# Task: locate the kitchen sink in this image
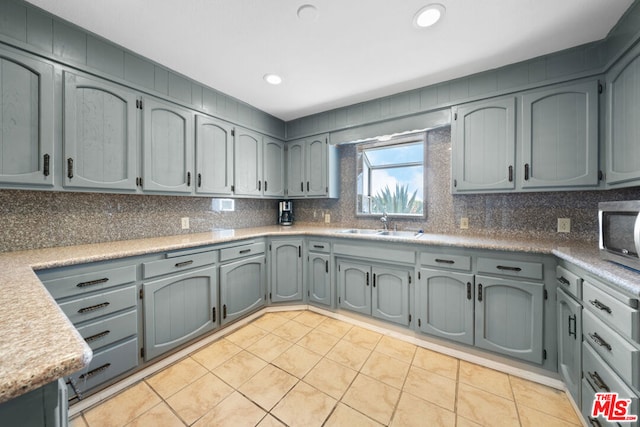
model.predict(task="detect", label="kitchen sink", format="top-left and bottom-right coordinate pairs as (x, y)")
top-left (335, 229), bottom-right (423, 238)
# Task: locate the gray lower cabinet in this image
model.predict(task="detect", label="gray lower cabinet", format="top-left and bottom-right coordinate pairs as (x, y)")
top-left (337, 259), bottom-right (411, 327)
top-left (606, 40), bottom-right (640, 188)
top-left (475, 274), bottom-right (544, 364)
top-left (142, 97), bottom-right (194, 193)
top-left (63, 71), bottom-right (138, 191)
top-left (557, 287), bottom-right (582, 405)
top-left (220, 246), bottom-right (266, 325)
top-left (0, 379), bottom-right (68, 427)
top-left (142, 265), bottom-right (217, 361)
top-left (0, 49), bottom-right (54, 187)
top-left (234, 127), bottom-right (263, 196)
top-left (416, 268), bottom-right (474, 345)
top-left (269, 239), bottom-right (303, 303)
top-left (307, 240), bottom-right (331, 307)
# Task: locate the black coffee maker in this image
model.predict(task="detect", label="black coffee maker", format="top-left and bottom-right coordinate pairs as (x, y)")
top-left (278, 201), bottom-right (293, 226)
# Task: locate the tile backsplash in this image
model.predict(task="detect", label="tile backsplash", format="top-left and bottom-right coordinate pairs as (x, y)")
top-left (294, 126), bottom-right (640, 242)
top-left (3, 126), bottom-right (640, 252)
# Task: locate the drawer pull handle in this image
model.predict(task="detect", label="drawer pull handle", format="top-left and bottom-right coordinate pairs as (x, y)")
top-left (43, 154), bottom-right (50, 177)
top-left (588, 332), bottom-right (612, 351)
top-left (85, 330), bottom-right (111, 343)
top-left (373, 273), bottom-right (376, 288)
top-left (466, 282), bottom-right (472, 300)
top-left (568, 314), bottom-right (577, 339)
top-left (239, 249), bottom-right (251, 254)
top-left (313, 245), bottom-right (325, 249)
top-left (589, 299), bottom-right (612, 314)
top-left (77, 278), bottom-right (109, 288)
top-left (477, 283), bottom-right (483, 302)
top-left (67, 158), bottom-right (74, 179)
top-left (588, 371), bottom-right (610, 392)
top-left (78, 302), bottom-right (110, 314)
top-left (366, 272), bottom-right (370, 287)
top-left (435, 258), bottom-right (455, 264)
top-left (175, 260), bottom-right (194, 268)
top-left (79, 363), bottom-right (111, 380)
top-left (557, 276), bottom-right (570, 286)
top-left (508, 165), bottom-right (513, 182)
top-left (223, 304), bottom-right (227, 319)
top-left (496, 265), bottom-right (522, 272)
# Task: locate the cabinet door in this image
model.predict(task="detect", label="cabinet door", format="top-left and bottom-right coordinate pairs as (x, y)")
top-left (308, 253), bottom-right (331, 306)
top-left (0, 51), bottom-right (54, 187)
top-left (270, 240), bottom-right (303, 302)
top-left (234, 127), bottom-right (263, 196)
top-left (452, 97), bottom-right (516, 192)
top-left (195, 115), bottom-right (233, 195)
top-left (220, 254), bottom-right (266, 325)
top-left (263, 137), bottom-right (285, 197)
top-left (63, 72), bottom-right (138, 190)
top-left (475, 275), bottom-right (544, 364)
top-left (521, 80), bottom-right (599, 189)
top-left (143, 266), bottom-right (217, 360)
top-left (306, 136), bottom-right (328, 196)
top-left (371, 266), bottom-right (410, 326)
top-left (606, 49), bottom-right (640, 186)
top-left (557, 288), bottom-right (582, 405)
top-left (337, 260), bottom-right (370, 315)
top-left (416, 268), bottom-right (474, 345)
top-left (286, 140), bottom-right (305, 197)
top-left (142, 97), bottom-right (194, 193)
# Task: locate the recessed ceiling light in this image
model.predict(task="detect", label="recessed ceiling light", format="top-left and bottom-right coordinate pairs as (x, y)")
top-left (414, 4), bottom-right (445, 28)
top-left (297, 4), bottom-right (318, 22)
top-left (263, 73), bottom-right (283, 85)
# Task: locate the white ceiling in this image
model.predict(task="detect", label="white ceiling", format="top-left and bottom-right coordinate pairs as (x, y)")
top-left (25, 0), bottom-right (634, 121)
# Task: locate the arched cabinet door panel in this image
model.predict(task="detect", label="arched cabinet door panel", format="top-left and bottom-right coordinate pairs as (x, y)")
top-left (195, 115), bottom-right (234, 195)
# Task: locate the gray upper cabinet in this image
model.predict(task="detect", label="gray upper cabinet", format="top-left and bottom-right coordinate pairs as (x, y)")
top-left (451, 97), bottom-right (516, 193)
top-left (195, 115), bottom-right (234, 195)
top-left (63, 71), bottom-right (138, 190)
top-left (142, 97), bottom-right (194, 193)
top-left (286, 134), bottom-right (338, 198)
top-left (520, 80), bottom-right (599, 189)
top-left (606, 43), bottom-right (640, 187)
top-left (234, 127), bottom-right (263, 196)
top-left (263, 137), bottom-right (285, 197)
top-left (0, 50), bottom-right (54, 187)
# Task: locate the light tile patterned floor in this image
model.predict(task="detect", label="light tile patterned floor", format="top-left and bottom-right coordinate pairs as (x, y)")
top-left (70, 310), bottom-right (582, 427)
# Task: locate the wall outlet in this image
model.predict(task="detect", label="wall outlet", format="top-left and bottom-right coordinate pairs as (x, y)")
top-left (324, 213), bottom-right (331, 223)
top-left (557, 218), bottom-right (570, 233)
top-left (460, 217), bottom-right (469, 229)
top-left (181, 217), bottom-right (190, 230)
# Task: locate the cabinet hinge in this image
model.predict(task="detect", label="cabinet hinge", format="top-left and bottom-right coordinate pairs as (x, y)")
top-left (269, 244), bottom-right (272, 251)
top-left (409, 275), bottom-right (412, 284)
top-left (269, 292), bottom-right (272, 300)
top-left (338, 296), bottom-right (341, 304)
top-left (543, 349), bottom-right (547, 360)
top-left (308, 290), bottom-right (310, 297)
top-left (418, 318), bottom-right (421, 327)
top-left (598, 170), bottom-right (604, 181)
top-left (140, 347), bottom-right (144, 358)
top-left (139, 289), bottom-right (143, 299)
top-left (544, 289), bottom-right (548, 300)
top-left (231, 185), bottom-right (235, 192)
top-left (326, 186), bottom-right (328, 193)
top-left (231, 129), bottom-right (235, 137)
top-left (418, 271), bottom-right (421, 280)
top-left (454, 112), bottom-right (458, 120)
top-left (212, 307), bottom-right (216, 322)
top-left (453, 179), bottom-right (457, 188)
top-left (409, 314), bottom-right (412, 323)
top-left (598, 81), bottom-right (604, 94)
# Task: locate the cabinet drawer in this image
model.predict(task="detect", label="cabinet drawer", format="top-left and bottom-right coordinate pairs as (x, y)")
top-left (556, 265), bottom-right (582, 299)
top-left (420, 252), bottom-right (471, 271)
top-left (582, 343), bottom-right (639, 426)
top-left (43, 265), bottom-right (137, 300)
top-left (584, 279), bottom-right (640, 344)
top-left (59, 285), bottom-right (137, 324)
top-left (67, 336), bottom-right (138, 397)
top-left (308, 240), bottom-right (330, 253)
top-left (583, 309), bottom-right (639, 389)
top-left (477, 257), bottom-right (543, 280)
top-left (76, 309), bottom-right (138, 351)
top-left (220, 242), bottom-right (265, 262)
top-left (142, 251), bottom-right (216, 279)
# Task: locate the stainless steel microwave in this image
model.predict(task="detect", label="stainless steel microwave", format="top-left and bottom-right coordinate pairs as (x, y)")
top-left (599, 200), bottom-right (640, 271)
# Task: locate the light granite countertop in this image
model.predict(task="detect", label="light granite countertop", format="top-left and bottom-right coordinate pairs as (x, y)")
top-left (1, 224), bottom-right (638, 403)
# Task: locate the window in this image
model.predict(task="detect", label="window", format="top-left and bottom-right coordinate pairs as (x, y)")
top-left (356, 132), bottom-right (425, 217)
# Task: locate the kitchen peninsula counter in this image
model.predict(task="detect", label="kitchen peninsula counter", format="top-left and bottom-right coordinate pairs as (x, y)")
top-left (1, 224), bottom-right (638, 403)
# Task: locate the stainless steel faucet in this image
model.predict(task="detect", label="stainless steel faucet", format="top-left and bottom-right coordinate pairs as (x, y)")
top-left (380, 212), bottom-right (388, 230)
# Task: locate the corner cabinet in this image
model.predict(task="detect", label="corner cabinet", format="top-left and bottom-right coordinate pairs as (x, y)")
top-left (195, 115), bottom-right (234, 195)
top-left (142, 97), bottom-right (194, 194)
top-left (0, 49), bottom-right (54, 187)
top-left (451, 79), bottom-right (600, 193)
top-left (63, 71), bottom-right (138, 191)
top-left (286, 134), bottom-right (339, 198)
top-left (606, 41), bottom-right (640, 188)
top-left (0, 379), bottom-right (68, 427)
top-left (269, 239), bottom-right (303, 303)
